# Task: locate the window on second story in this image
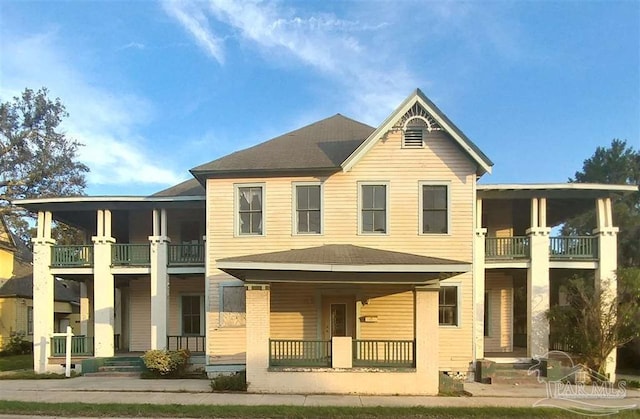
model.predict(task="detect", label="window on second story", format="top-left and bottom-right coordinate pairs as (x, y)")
top-left (295, 184), bottom-right (321, 234)
top-left (422, 184), bottom-right (449, 234)
top-left (361, 184), bottom-right (387, 234)
top-left (238, 186), bottom-right (263, 235)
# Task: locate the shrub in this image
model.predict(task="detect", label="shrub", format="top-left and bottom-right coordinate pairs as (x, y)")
top-left (1, 332), bottom-right (32, 356)
top-left (210, 371), bottom-right (247, 392)
top-left (141, 349), bottom-right (189, 376)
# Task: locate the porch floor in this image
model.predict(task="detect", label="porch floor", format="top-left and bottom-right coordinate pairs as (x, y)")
top-left (484, 347), bottom-right (529, 363)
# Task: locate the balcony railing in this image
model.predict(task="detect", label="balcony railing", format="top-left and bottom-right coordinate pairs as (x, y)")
top-left (51, 245), bottom-right (93, 267)
top-left (352, 339), bottom-right (415, 368)
top-left (51, 336), bottom-right (94, 357)
top-left (166, 335), bottom-right (205, 353)
top-left (485, 237), bottom-right (530, 259)
top-left (168, 243), bottom-right (205, 266)
top-left (111, 243), bottom-right (151, 266)
top-left (549, 236), bottom-right (598, 259)
top-left (269, 339), bottom-right (331, 367)
top-left (549, 333), bottom-right (581, 354)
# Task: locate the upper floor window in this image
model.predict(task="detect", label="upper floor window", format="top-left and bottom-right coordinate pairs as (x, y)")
top-left (422, 184), bottom-right (449, 234)
top-left (439, 286), bottom-right (458, 326)
top-left (360, 183), bottom-right (387, 234)
top-left (295, 184), bottom-right (321, 234)
top-left (237, 185), bottom-right (263, 235)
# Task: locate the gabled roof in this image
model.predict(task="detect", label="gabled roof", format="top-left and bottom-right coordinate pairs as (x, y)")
top-left (341, 89), bottom-right (493, 175)
top-left (190, 114), bottom-right (375, 181)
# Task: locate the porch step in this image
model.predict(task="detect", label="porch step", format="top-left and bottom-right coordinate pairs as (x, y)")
top-left (81, 356), bottom-right (145, 376)
top-left (492, 362), bottom-right (539, 385)
top-left (83, 371), bottom-right (141, 377)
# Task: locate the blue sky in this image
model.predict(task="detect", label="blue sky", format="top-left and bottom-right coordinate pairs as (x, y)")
top-left (1, 1), bottom-right (638, 196)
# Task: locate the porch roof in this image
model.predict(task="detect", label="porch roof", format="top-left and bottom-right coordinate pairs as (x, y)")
top-left (217, 244), bottom-right (470, 284)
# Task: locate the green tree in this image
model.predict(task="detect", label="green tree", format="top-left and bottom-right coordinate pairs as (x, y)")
top-left (562, 139), bottom-right (640, 267)
top-left (0, 88), bottom-right (89, 245)
top-left (547, 268), bottom-right (640, 377)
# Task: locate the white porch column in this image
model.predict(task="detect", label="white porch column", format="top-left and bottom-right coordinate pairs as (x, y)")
top-left (473, 197), bottom-right (487, 363)
top-left (526, 197), bottom-right (551, 358)
top-left (79, 282), bottom-right (89, 336)
top-left (149, 209), bottom-right (170, 350)
top-left (594, 197), bottom-right (618, 381)
top-left (245, 284), bottom-right (270, 391)
top-left (92, 209), bottom-right (115, 358)
top-left (415, 285), bottom-right (439, 394)
top-left (32, 211), bottom-right (55, 373)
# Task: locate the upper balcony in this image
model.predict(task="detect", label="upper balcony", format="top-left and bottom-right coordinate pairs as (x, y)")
top-left (50, 242), bottom-right (205, 270)
top-left (484, 236), bottom-right (598, 262)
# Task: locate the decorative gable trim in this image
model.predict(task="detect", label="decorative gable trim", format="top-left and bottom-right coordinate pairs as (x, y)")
top-left (341, 89), bottom-right (493, 175)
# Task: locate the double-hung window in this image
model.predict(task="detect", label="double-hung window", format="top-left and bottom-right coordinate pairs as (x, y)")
top-left (237, 185), bottom-right (263, 235)
top-left (439, 286), bottom-right (458, 326)
top-left (181, 295), bottom-right (202, 335)
top-left (295, 184), bottom-right (321, 234)
top-left (422, 184), bottom-right (449, 234)
top-left (360, 183), bottom-right (387, 234)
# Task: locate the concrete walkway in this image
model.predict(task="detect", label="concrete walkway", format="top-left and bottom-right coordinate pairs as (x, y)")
top-left (0, 376), bottom-right (637, 409)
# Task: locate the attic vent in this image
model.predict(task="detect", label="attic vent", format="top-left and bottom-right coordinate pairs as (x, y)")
top-left (402, 118), bottom-right (426, 148)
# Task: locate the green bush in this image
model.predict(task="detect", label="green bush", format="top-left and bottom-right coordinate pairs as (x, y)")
top-left (141, 349), bottom-right (189, 377)
top-left (210, 371), bottom-right (247, 392)
top-left (0, 333), bottom-right (32, 356)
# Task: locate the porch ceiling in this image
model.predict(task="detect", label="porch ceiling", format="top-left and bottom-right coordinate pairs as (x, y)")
top-left (217, 244), bottom-right (470, 284)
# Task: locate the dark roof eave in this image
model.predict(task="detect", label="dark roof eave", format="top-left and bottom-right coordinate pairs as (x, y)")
top-left (190, 166), bottom-right (341, 181)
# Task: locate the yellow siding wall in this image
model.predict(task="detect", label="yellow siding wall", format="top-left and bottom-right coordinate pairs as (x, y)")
top-left (0, 250), bottom-right (13, 279)
top-left (128, 211), bottom-right (153, 243)
top-left (128, 278), bottom-right (151, 351)
top-left (205, 129), bottom-right (477, 371)
top-left (0, 297), bottom-right (19, 347)
top-left (168, 277), bottom-right (205, 335)
top-left (485, 272), bottom-right (513, 352)
top-left (485, 201), bottom-right (513, 237)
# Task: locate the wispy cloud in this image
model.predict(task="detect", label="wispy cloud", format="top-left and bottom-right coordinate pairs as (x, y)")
top-left (162, 0), bottom-right (225, 63)
top-left (118, 41), bottom-right (146, 51)
top-left (162, 0), bottom-right (422, 124)
top-left (0, 31), bottom-right (183, 190)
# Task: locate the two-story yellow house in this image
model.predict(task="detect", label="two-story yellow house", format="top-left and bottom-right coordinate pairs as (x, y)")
top-left (15, 89), bottom-right (636, 394)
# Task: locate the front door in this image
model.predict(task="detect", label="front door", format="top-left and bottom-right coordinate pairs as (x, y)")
top-left (322, 296), bottom-right (355, 340)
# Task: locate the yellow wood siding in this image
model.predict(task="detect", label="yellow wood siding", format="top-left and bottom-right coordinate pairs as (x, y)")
top-left (128, 278), bottom-right (151, 351)
top-left (485, 201), bottom-right (513, 238)
top-left (484, 272), bottom-right (513, 352)
top-left (205, 129), bottom-right (476, 369)
top-left (128, 211), bottom-right (152, 243)
top-left (168, 276), bottom-right (205, 335)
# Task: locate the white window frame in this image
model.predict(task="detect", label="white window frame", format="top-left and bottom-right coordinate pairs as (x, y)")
top-left (234, 183), bottom-right (266, 237)
top-left (438, 283), bottom-right (461, 328)
top-left (419, 181), bottom-right (451, 235)
top-left (292, 182), bottom-right (324, 235)
top-left (358, 181), bottom-right (390, 235)
top-left (179, 294), bottom-right (205, 336)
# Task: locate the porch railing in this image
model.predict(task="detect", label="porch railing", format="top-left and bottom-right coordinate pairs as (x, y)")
top-left (168, 243), bottom-right (205, 266)
top-left (51, 245), bottom-right (93, 267)
top-left (166, 335), bottom-right (205, 353)
top-left (51, 336), bottom-right (94, 356)
top-left (549, 236), bottom-right (598, 259)
top-left (111, 244), bottom-right (151, 266)
top-left (269, 339), bottom-right (331, 367)
top-left (549, 334), bottom-right (580, 354)
top-left (485, 237), bottom-right (530, 259)
top-left (352, 339), bottom-right (415, 368)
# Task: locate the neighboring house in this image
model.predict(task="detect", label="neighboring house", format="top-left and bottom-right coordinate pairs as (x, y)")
top-left (0, 216), bottom-right (80, 349)
top-left (14, 89), bottom-right (636, 394)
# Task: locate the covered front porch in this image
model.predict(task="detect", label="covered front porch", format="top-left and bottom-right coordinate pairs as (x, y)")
top-left (218, 244), bottom-right (470, 395)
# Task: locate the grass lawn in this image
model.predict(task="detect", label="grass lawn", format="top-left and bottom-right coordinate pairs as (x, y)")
top-left (0, 401), bottom-right (638, 418)
top-left (0, 354), bottom-right (32, 371)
